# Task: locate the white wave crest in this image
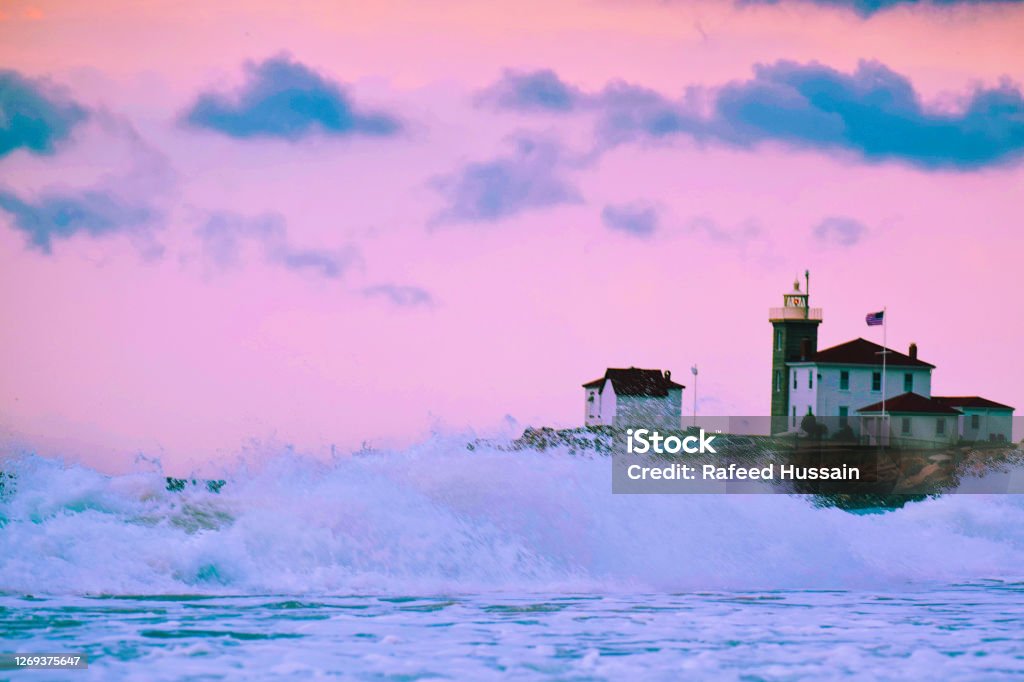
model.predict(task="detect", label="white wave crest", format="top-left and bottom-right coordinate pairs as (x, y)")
top-left (2, 440), bottom-right (1024, 595)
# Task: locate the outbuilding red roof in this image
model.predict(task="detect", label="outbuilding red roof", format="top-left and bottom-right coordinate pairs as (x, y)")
top-left (858, 392), bottom-right (961, 415)
top-left (933, 396), bottom-right (1014, 411)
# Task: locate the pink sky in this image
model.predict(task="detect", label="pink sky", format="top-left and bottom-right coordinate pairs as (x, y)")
top-left (1, 0), bottom-right (1022, 473)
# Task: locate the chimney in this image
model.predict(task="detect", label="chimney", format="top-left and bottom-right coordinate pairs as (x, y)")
top-left (664, 370), bottom-right (671, 381)
top-left (909, 343), bottom-right (918, 360)
top-left (800, 337), bottom-right (810, 361)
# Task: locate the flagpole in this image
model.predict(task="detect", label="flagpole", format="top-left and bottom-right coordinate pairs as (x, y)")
top-left (691, 365), bottom-right (698, 429)
top-left (882, 306), bottom-right (888, 443)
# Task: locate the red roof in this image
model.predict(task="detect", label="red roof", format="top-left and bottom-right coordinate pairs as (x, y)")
top-left (933, 396), bottom-right (1014, 411)
top-left (858, 392), bottom-right (961, 415)
top-left (581, 367), bottom-right (684, 396)
top-left (799, 338), bottom-right (935, 368)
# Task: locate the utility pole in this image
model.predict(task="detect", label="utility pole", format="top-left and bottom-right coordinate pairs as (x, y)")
top-left (691, 364), bottom-right (698, 428)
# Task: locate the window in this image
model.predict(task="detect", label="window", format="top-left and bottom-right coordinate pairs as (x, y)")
top-left (793, 371), bottom-right (798, 389)
top-left (904, 373), bottom-right (913, 393)
top-left (839, 371), bottom-right (849, 391)
top-left (971, 414), bottom-right (980, 429)
top-left (775, 370), bottom-right (781, 393)
top-left (901, 417), bottom-right (911, 435)
top-left (808, 370), bottom-right (813, 389)
top-left (839, 406), bottom-right (849, 428)
top-left (936, 418), bottom-right (945, 435)
top-left (775, 329), bottom-right (783, 351)
top-left (792, 406), bottom-right (796, 427)
top-left (872, 372), bottom-right (882, 392)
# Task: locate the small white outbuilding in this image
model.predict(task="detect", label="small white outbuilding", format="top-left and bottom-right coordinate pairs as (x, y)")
top-left (583, 367), bottom-right (684, 429)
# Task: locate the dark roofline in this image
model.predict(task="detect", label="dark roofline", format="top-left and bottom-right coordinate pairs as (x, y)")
top-left (582, 367), bottom-right (685, 395)
top-left (809, 338), bottom-right (936, 368)
top-left (857, 392), bottom-right (961, 415)
top-left (933, 396), bottom-right (1015, 411)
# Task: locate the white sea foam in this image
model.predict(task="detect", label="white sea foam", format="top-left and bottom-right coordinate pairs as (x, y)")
top-left (2, 439), bottom-right (1024, 595)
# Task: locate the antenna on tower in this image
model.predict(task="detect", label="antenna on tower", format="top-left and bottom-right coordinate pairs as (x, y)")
top-left (805, 270), bottom-right (810, 307)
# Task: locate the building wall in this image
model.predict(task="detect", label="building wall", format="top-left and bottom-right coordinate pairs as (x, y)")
top-left (786, 364), bottom-right (817, 429)
top-left (860, 413), bottom-right (957, 449)
top-left (585, 381), bottom-right (683, 429)
top-left (819, 365), bottom-right (932, 416)
top-left (770, 319), bottom-right (821, 423)
top-left (956, 408), bottom-right (1013, 443)
top-left (889, 414), bottom-right (958, 449)
top-left (787, 363), bottom-right (933, 431)
top-left (668, 387), bottom-right (683, 428)
top-left (612, 389), bottom-right (682, 429)
top-left (600, 380), bottom-right (617, 424)
top-left (584, 387), bottom-right (601, 426)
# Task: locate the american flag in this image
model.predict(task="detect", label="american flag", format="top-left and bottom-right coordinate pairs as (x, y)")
top-left (865, 310), bottom-right (884, 326)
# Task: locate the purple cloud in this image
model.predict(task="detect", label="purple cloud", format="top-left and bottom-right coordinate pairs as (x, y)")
top-left (484, 61), bottom-right (1024, 170)
top-left (813, 216), bottom-right (867, 246)
top-left (0, 187), bottom-right (152, 253)
top-left (0, 70), bottom-right (87, 158)
top-left (431, 134), bottom-right (582, 224)
top-left (184, 55), bottom-right (400, 141)
top-left (362, 284), bottom-right (435, 307)
top-left (601, 203), bottom-right (658, 237)
top-left (196, 212), bottom-right (359, 278)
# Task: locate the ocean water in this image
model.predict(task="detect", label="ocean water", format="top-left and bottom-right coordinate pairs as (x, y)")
top-left (3, 440), bottom-right (1024, 680)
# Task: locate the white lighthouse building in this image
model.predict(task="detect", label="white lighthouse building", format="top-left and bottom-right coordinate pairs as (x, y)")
top-left (786, 338), bottom-right (935, 431)
top-left (769, 276), bottom-right (1014, 445)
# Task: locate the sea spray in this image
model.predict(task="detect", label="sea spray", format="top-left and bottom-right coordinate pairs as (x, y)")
top-left (2, 439), bottom-right (1024, 596)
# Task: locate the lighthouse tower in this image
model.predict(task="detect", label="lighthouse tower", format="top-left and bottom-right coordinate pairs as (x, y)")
top-left (769, 271), bottom-right (822, 432)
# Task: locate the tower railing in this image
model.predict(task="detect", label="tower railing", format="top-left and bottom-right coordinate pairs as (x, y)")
top-left (769, 307), bottom-right (822, 321)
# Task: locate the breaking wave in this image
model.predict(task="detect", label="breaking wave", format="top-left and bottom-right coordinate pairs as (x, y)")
top-left (3, 438), bottom-right (1024, 595)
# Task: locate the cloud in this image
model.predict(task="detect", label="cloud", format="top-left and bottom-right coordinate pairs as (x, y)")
top-left (601, 203), bottom-right (658, 237)
top-left (489, 61), bottom-right (1024, 170)
top-left (0, 70), bottom-right (87, 158)
top-left (599, 60), bottom-right (1024, 168)
top-left (742, 0), bottom-right (1024, 16)
top-left (431, 134), bottom-right (582, 224)
top-left (195, 212), bottom-right (359, 279)
top-left (361, 284), bottom-right (435, 307)
top-left (685, 216), bottom-right (764, 245)
top-left (0, 187), bottom-right (152, 253)
top-left (813, 216), bottom-right (867, 246)
top-left (677, 216), bottom-right (775, 261)
top-left (594, 83), bottom-right (703, 144)
top-left (479, 69), bottom-right (584, 112)
top-left (481, 71), bottom-right (705, 144)
top-left (703, 60), bottom-right (1024, 168)
top-left (183, 55), bottom-right (400, 140)
top-left (274, 247), bottom-right (351, 278)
